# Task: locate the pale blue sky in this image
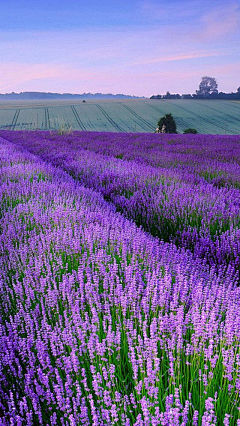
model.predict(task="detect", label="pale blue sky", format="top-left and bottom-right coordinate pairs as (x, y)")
top-left (0, 0), bottom-right (239, 96)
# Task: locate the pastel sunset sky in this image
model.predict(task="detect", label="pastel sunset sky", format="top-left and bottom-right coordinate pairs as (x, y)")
top-left (0, 0), bottom-right (239, 96)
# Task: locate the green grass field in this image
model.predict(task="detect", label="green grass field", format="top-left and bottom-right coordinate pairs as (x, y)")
top-left (0, 99), bottom-right (239, 134)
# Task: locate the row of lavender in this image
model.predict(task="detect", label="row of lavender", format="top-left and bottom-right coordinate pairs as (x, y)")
top-left (50, 132), bottom-right (240, 186)
top-left (1, 136), bottom-right (240, 424)
top-left (8, 132), bottom-right (240, 186)
top-left (2, 131), bottom-right (240, 277)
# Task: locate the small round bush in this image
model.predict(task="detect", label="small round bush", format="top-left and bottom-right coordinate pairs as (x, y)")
top-left (183, 128), bottom-right (198, 134)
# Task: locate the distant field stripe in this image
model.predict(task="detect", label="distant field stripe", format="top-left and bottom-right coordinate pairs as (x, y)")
top-left (44, 108), bottom-right (50, 129)
top-left (220, 100), bottom-right (240, 116)
top-left (166, 100), bottom-right (233, 134)
top-left (193, 102), bottom-right (240, 134)
top-left (175, 116), bottom-right (192, 130)
top-left (114, 103), bottom-right (137, 131)
top-left (11, 109), bottom-right (20, 130)
top-left (44, 108), bottom-right (47, 129)
top-left (146, 102), bottom-right (192, 131)
top-left (11, 109), bottom-right (17, 130)
top-left (120, 120), bottom-right (138, 132)
top-left (146, 102), bottom-right (187, 129)
top-left (71, 106), bottom-right (86, 130)
top-left (121, 104), bottom-right (155, 131)
top-left (146, 102), bottom-right (167, 117)
top-left (47, 108), bottom-right (50, 129)
top-left (95, 104), bottom-right (124, 132)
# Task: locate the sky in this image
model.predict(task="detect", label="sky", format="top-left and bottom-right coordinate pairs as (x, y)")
top-left (0, 0), bottom-right (239, 97)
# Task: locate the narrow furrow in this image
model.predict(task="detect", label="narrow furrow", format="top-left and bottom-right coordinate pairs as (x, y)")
top-left (11, 109), bottom-right (20, 130)
top-left (71, 105), bottom-right (87, 130)
top-left (121, 104), bottom-right (156, 131)
top-left (96, 104), bottom-right (124, 132)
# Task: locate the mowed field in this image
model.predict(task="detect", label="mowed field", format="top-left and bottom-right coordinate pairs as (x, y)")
top-left (0, 98), bottom-right (240, 134)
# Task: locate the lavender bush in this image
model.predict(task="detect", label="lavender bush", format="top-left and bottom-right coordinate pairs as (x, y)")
top-left (2, 131), bottom-right (240, 276)
top-left (0, 133), bottom-right (240, 425)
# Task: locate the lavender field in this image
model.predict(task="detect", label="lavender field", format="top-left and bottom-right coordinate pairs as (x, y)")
top-left (1, 130), bottom-right (240, 425)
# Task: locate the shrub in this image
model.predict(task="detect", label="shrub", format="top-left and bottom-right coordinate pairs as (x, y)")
top-left (183, 128), bottom-right (198, 134)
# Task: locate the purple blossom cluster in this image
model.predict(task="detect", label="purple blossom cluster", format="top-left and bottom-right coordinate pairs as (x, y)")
top-left (2, 130), bottom-right (240, 277)
top-left (0, 132), bottom-right (240, 425)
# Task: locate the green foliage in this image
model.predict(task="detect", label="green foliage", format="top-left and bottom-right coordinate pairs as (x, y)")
top-left (157, 113), bottom-right (177, 134)
top-left (183, 128), bottom-right (198, 134)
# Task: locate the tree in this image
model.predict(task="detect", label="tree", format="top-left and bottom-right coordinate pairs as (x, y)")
top-left (183, 128), bottom-right (198, 134)
top-left (157, 113), bottom-right (177, 134)
top-left (197, 76), bottom-right (218, 97)
top-left (237, 87), bottom-right (240, 93)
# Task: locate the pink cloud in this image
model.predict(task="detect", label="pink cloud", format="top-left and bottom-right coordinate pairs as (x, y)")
top-left (130, 50), bottom-right (228, 66)
top-left (0, 63), bottom-right (103, 92)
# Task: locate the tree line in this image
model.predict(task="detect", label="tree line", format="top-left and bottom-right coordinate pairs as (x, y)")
top-left (151, 77), bottom-right (240, 100)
